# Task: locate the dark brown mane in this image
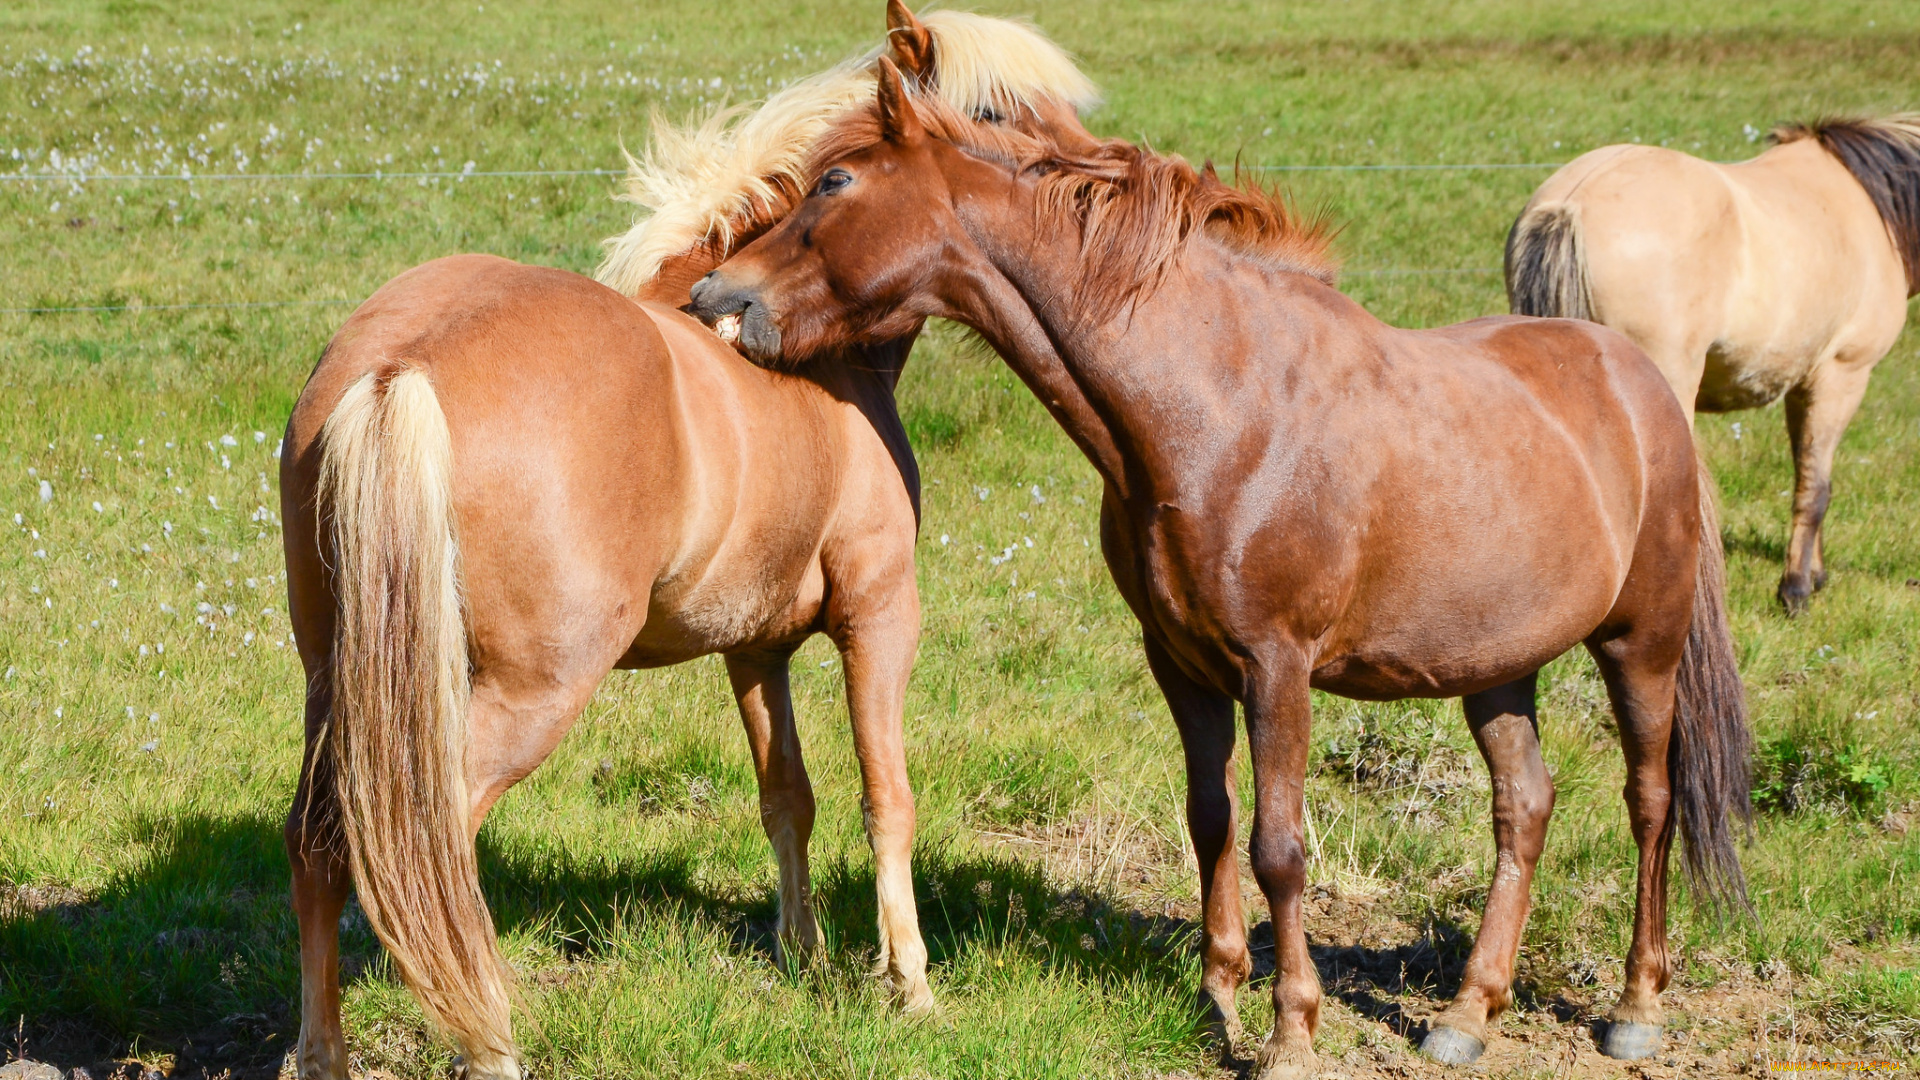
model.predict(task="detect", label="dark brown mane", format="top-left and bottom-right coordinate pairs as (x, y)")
top-left (1775, 114), bottom-right (1920, 295)
top-left (806, 94), bottom-right (1340, 322)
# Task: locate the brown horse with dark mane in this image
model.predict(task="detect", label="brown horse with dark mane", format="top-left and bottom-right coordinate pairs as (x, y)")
top-left (690, 63), bottom-right (1754, 1076)
top-left (278, 11), bottom-right (1099, 1078)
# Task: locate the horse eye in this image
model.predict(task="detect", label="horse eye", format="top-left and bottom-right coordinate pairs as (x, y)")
top-left (816, 169), bottom-right (852, 195)
top-left (974, 107), bottom-right (1005, 124)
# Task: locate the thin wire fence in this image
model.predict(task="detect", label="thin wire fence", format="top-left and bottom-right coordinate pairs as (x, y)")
top-left (0, 161), bottom-right (1563, 184)
top-left (4, 158), bottom-right (1519, 315)
top-left (1, 168), bottom-right (627, 183)
top-left (3, 270), bottom-right (1504, 316)
top-left (1, 300), bottom-right (360, 315)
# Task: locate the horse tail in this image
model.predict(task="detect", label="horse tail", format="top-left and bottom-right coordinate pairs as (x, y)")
top-left (319, 368), bottom-right (516, 1064)
top-left (1505, 201), bottom-right (1594, 320)
top-left (1669, 447), bottom-right (1754, 914)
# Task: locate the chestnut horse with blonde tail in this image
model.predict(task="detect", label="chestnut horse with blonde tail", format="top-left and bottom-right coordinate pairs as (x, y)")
top-left (690, 63), bottom-right (1753, 1077)
top-left (279, 8), bottom-right (1099, 1078)
top-left (1509, 115), bottom-right (1920, 613)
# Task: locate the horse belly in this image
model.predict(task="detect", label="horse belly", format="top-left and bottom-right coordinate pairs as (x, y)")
top-left (1696, 339), bottom-right (1804, 412)
top-left (1306, 478), bottom-right (1629, 700)
top-left (1312, 571), bottom-right (1616, 700)
top-left (620, 555), bottom-right (827, 667)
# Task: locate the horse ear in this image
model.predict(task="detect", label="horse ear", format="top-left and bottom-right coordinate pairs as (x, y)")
top-left (875, 58), bottom-right (926, 146)
top-left (885, 0), bottom-right (935, 81)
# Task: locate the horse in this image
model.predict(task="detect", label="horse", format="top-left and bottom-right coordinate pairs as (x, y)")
top-left (687, 62), bottom-right (1754, 1077)
top-left (278, 10), bottom-right (1100, 1078)
top-left (1507, 116), bottom-right (1920, 613)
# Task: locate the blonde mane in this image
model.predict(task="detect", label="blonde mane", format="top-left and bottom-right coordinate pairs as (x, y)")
top-left (595, 10), bottom-right (1100, 296)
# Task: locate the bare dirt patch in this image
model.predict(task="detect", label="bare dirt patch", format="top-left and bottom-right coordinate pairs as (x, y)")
top-left (981, 815), bottom-right (1914, 1080)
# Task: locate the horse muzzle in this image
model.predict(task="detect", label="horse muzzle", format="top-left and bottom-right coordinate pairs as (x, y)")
top-left (686, 272), bottom-right (784, 365)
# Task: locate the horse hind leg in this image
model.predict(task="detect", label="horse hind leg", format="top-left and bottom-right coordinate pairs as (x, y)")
top-left (724, 648), bottom-right (820, 967)
top-left (1421, 673), bottom-right (1553, 1066)
top-left (1778, 359), bottom-right (1873, 614)
top-left (1585, 634), bottom-right (1682, 1060)
top-left (451, 660), bottom-right (624, 1078)
top-left (287, 689), bottom-right (352, 1080)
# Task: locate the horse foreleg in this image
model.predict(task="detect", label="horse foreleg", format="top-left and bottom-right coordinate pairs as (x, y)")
top-left (1422, 673), bottom-right (1553, 1066)
top-left (286, 694), bottom-right (352, 1080)
top-left (1243, 652), bottom-right (1320, 1080)
top-left (1143, 634), bottom-right (1248, 1047)
top-left (833, 599), bottom-right (932, 1013)
top-left (1779, 360), bottom-right (1872, 614)
top-left (725, 648), bottom-right (820, 968)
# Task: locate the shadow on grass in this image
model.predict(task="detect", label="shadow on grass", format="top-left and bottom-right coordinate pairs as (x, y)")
top-left (1723, 525), bottom-right (1786, 567)
top-left (0, 812), bottom-right (1527, 1078)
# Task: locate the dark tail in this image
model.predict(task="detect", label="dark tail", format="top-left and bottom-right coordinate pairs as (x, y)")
top-left (1670, 450), bottom-right (1754, 914)
top-left (1505, 202), bottom-right (1594, 320)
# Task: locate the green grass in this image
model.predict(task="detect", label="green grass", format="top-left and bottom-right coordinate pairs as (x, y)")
top-left (1, 0), bottom-right (1917, 1075)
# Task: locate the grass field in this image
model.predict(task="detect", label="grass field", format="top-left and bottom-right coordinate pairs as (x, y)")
top-left (2, 0), bottom-right (1917, 1076)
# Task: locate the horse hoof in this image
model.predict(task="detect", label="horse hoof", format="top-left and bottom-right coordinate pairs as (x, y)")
top-left (1253, 1042), bottom-right (1317, 1080)
top-left (1419, 1024), bottom-right (1486, 1066)
top-left (896, 980), bottom-right (938, 1017)
top-left (1602, 1020), bottom-right (1663, 1060)
top-left (774, 929), bottom-right (819, 972)
top-left (1196, 988), bottom-right (1245, 1047)
top-left (1777, 579), bottom-right (1813, 616)
top-left (451, 1058), bottom-right (525, 1080)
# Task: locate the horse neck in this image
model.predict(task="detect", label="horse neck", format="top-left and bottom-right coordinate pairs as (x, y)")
top-left (809, 336), bottom-right (923, 522)
top-left (956, 194), bottom-right (1255, 501)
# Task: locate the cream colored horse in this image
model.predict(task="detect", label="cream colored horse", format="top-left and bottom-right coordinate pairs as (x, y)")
top-left (281, 8), bottom-right (1098, 1079)
top-left (1507, 116), bottom-right (1919, 612)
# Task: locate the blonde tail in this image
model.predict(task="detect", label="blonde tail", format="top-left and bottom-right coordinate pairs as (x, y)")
top-left (320, 368), bottom-right (517, 1069)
